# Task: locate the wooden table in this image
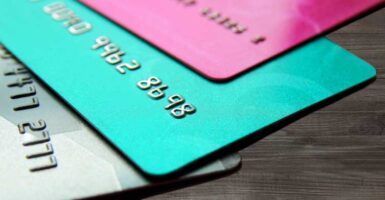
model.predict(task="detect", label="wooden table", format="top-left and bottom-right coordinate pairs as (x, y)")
top-left (151, 8), bottom-right (385, 200)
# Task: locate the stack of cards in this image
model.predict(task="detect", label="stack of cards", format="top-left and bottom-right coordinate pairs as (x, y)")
top-left (0, 48), bottom-right (241, 199)
top-left (0, 0), bottom-right (383, 199)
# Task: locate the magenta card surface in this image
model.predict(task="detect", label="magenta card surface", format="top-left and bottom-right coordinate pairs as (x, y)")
top-left (80, 0), bottom-right (384, 80)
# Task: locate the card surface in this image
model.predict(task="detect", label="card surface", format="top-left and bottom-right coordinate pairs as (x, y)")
top-left (0, 0), bottom-right (376, 175)
top-left (0, 51), bottom-right (241, 199)
top-left (81, 0), bottom-right (384, 80)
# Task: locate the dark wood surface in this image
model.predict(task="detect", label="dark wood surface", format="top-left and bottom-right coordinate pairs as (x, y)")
top-left (150, 8), bottom-right (385, 200)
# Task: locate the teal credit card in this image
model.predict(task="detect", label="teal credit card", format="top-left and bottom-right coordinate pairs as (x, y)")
top-left (0, 0), bottom-right (376, 175)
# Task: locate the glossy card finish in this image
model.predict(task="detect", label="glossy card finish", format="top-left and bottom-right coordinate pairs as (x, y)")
top-left (0, 0), bottom-right (376, 175)
top-left (81, 0), bottom-right (384, 80)
top-left (0, 50), bottom-right (241, 200)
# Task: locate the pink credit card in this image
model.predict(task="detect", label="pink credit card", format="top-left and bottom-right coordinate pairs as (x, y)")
top-left (80, 0), bottom-right (384, 81)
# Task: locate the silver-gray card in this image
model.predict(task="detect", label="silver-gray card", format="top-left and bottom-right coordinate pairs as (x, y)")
top-left (0, 47), bottom-right (241, 200)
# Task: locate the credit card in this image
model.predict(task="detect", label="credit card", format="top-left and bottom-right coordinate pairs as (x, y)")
top-left (0, 49), bottom-right (241, 200)
top-left (80, 0), bottom-right (384, 80)
top-left (0, 0), bottom-right (376, 175)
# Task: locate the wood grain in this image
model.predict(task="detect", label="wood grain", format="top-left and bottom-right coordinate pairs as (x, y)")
top-left (150, 9), bottom-right (385, 200)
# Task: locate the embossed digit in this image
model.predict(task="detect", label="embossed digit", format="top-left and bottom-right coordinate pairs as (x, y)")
top-left (116, 60), bottom-right (141, 74)
top-left (165, 94), bottom-right (185, 109)
top-left (92, 36), bottom-right (110, 50)
top-left (171, 103), bottom-right (196, 119)
top-left (7, 77), bottom-right (33, 87)
top-left (22, 131), bottom-right (51, 146)
top-left (148, 85), bottom-right (168, 99)
top-left (105, 51), bottom-right (125, 64)
top-left (137, 76), bottom-right (162, 90)
top-left (100, 43), bottom-right (120, 57)
top-left (18, 120), bottom-right (46, 134)
top-left (29, 155), bottom-right (57, 172)
top-left (69, 21), bottom-right (92, 35)
top-left (43, 2), bottom-right (66, 14)
top-left (13, 97), bottom-right (40, 111)
top-left (3, 66), bottom-right (29, 76)
top-left (10, 86), bottom-right (37, 99)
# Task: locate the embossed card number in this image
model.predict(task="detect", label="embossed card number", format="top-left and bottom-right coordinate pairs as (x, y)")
top-left (92, 36), bottom-right (196, 119)
top-left (1, 47), bottom-right (57, 172)
top-left (39, 1), bottom-right (200, 120)
top-left (44, 2), bottom-right (92, 35)
top-left (137, 76), bottom-right (196, 119)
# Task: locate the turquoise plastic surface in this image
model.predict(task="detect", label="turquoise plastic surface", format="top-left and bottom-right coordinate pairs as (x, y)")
top-left (0, 0), bottom-right (376, 175)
